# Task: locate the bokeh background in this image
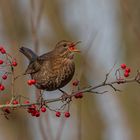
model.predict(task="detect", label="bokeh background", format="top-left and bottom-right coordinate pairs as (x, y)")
top-left (0, 0), bottom-right (140, 140)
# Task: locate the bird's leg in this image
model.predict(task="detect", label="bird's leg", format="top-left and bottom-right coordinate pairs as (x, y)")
top-left (59, 89), bottom-right (71, 101)
top-left (37, 89), bottom-right (43, 103)
top-left (58, 89), bottom-right (68, 95)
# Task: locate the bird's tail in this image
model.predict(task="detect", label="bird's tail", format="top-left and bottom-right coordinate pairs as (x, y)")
top-left (19, 47), bottom-right (38, 61)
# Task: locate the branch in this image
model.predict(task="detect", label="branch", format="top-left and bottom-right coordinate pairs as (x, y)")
top-left (0, 71), bottom-right (139, 111)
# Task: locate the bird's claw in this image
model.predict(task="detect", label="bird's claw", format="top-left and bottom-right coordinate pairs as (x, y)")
top-left (61, 93), bottom-right (72, 102)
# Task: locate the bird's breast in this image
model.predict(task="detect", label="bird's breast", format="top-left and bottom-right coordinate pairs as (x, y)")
top-left (32, 58), bottom-right (75, 91)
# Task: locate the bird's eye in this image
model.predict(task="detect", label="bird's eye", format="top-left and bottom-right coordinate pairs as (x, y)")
top-left (63, 43), bottom-right (67, 47)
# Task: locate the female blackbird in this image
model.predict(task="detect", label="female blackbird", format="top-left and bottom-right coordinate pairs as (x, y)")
top-left (20, 40), bottom-right (80, 91)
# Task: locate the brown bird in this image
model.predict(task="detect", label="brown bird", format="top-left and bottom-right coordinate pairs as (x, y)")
top-left (19, 40), bottom-right (80, 91)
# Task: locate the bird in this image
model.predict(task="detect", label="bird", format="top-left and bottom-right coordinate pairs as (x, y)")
top-left (19, 40), bottom-right (80, 91)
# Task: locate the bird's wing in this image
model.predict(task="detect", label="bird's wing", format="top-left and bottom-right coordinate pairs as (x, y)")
top-left (25, 51), bottom-right (54, 74)
top-left (25, 60), bottom-right (41, 74)
top-left (37, 51), bottom-right (54, 62)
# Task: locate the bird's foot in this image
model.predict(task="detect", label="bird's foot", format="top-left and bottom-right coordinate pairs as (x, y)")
top-left (61, 94), bottom-right (72, 101)
top-left (59, 89), bottom-right (72, 101)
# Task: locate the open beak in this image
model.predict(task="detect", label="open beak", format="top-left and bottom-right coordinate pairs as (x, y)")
top-left (68, 41), bottom-right (81, 52)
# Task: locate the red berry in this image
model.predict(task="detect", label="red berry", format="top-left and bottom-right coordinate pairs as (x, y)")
top-left (30, 104), bottom-right (36, 109)
top-left (24, 100), bottom-right (30, 104)
top-left (28, 105), bottom-right (36, 114)
top-left (79, 93), bottom-right (83, 98)
top-left (2, 75), bottom-right (7, 80)
top-left (74, 92), bottom-right (83, 99)
top-left (0, 85), bottom-right (5, 91)
top-left (12, 61), bottom-right (17, 66)
top-left (72, 80), bottom-right (79, 86)
top-left (56, 111), bottom-right (61, 117)
top-left (121, 64), bottom-right (126, 69)
top-left (3, 108), bottom-right (10, 114)
top-left (13, 100), bottom-right (18, 105)
top-left (31, 79), bottom-right (36, 84)
top-left (41, 107), bottom-right (46, 112)
top-left (27, 80), bottom-right (32, 85)
top-left (125, 68), bottom-right (131, 73)
top-left (75, 93), bottom-right (79, 98)
top-left (124, 72), bottom-right (129, 77)
top-left (27, 108), bottom-right (32, 113)
top-left (27, 79), bottom-right (36, 85)
top-left (64, 112), bottom-right (70, 118)
top-left (0, 60), bottom-right (3, 64)
top-left (35, 111), bottom-right (40, 117)
top-left (31, 110), bottom-right (37, 116)
top-left (0, 48), bottom-right (6, 54)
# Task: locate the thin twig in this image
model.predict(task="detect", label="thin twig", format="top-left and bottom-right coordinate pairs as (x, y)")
top-left (103, 62), bottom-right (116, 84)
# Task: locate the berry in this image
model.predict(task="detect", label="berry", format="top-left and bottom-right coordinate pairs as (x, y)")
top-left (27, 108), bottom-right (32, 113)
top-left (13, 100), bottom-right (19, 105)
top-left (41, 107), bottom-right (46, 112)
top-left (2, 75), bottom-right (7, 80)
top-left (30, 104), bottom-right (36, 109)
top-left (78, 93), bottom-right (83, 98)
top-left (74, 92), bottom-right (83, 99)
top-left (31, 110), bottom-right (37, 116)
top-left (56, 111), bottom-right (61, 117)
top-left (27, 79), bottom-right (36, 85)
top-left (24, 100), bottom-right (30, 104)
top-left (0, 48), bottom-right (6, 54)
top-left (121, 64), bottom-right (126, 69)
top-left (27, 80), bottom-right (32, 85)
top-left (0, 85), bottom-right (5, 91)
top-left (72, 80), bottom-right (79, 86)
top-left (35, 111), bottom-right (40, 117)
top-left (12, 61), bottom-right (17, 66)
top-left (31, 79), bottom-right (36, 84)
top-left (3, 108), bottom-right (10, 114)
top-left (124, 72), bottom-right (129, 77)
top-left (125, 68), bottom-right (131, 73)
top-left (0, 60), bottom-right (3, 64)
top-left (28, 105), bottom-right (36, 114)
top-left (64, 112), bottom-right (70, 118)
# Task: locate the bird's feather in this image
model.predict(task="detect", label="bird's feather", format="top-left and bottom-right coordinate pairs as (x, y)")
top-left (19, 47), bottom-right (38, 61)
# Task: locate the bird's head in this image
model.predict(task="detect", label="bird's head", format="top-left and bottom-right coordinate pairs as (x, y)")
top-left (54, 40), bottom-right (81, 58)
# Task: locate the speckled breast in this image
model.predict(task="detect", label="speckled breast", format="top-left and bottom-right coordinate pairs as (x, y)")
top-left (31, 59), bottom-right (75, 91)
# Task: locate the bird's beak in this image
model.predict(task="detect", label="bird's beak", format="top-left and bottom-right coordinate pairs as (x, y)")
top-left (68, 41), bottom-right (81, 53)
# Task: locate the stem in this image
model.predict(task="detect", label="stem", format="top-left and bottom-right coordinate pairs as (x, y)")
top-left (10, 66), bottom-right (15, 103)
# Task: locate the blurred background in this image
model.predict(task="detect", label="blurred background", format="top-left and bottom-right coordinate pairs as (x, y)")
top-left (0, 0), bottom-right (140, 140)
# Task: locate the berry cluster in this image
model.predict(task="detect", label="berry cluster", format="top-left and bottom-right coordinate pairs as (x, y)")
top-left (120, 63), bottom-right (131, 78)
top-left (3, 100), bottom-right (19, 114)
top-left (27, 104), bottom-right (47, 117)
top-left (55, 111), bottom-right (70, 118)
top-left (27, 79), bottom-right (36, 86)
top-left (72, 80), bottom-right (84, 99)
top-left (0, 46), bottom-right (18, 92)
